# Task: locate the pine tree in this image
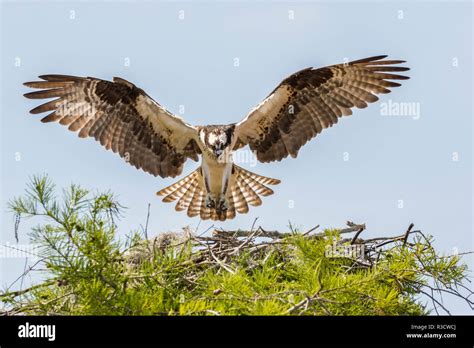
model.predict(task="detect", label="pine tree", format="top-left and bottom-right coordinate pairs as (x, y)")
top-left (1, 175), bottom-right (472, 315)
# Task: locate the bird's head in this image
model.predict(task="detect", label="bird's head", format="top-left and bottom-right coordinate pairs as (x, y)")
top-left (200, 125), bottom-right (235, 161)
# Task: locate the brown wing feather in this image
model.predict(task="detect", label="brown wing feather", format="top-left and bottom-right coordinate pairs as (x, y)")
top-left (234, 55), bottom-right (410, 163)
top-left (24, 75), bottom-right (200, 178)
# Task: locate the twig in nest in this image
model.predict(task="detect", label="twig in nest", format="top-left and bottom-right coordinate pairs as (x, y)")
top-left (350, 224), bottom-right (366, 245)
top-left (192, 235), bottom-right (236, 274)
top-left (302, 225), bottom-right (320, 236)
top-left (213, 229), bottom-right (291, 239)
top-left (403, 223), bottom-right (415, 246)
top-left (340, 221), bottom-right (366, 234)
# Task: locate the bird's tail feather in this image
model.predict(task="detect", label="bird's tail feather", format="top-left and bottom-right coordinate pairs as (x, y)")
top-left (156, 165), bottom-right (280, 221)
top-left (156, 168), bottom-right (201, 203)
top-left (229, 165), bottom-right (280, 218)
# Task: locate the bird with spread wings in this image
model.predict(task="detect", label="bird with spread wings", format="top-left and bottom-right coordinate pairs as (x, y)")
top-left (24, 55), bottom-right (409, 221)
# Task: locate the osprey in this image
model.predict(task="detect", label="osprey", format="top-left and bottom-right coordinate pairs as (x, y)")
top-left (24, 55), bottom-right (409, 221)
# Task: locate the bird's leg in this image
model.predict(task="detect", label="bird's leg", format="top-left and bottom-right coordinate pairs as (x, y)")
top-left (205, 195), bottom-right (215, 209)
top-left (217, 197), bottom-right (228, 212)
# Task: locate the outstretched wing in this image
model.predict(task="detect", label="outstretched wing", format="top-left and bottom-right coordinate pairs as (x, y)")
top-left (24, 75), bottom-right (201, 178)
top-left (233, 55), bottom-right (410, 162)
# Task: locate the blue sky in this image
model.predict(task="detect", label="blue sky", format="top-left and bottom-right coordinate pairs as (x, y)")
top-left (1, 0), bottom-right (472, 314)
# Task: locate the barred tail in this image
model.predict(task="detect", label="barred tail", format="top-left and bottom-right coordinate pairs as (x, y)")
top-left (156, 168), bottom-right (204, 215)
top-left (156, 165), bottom-right (280, 221)
top-left (229, 165), bottom-right (280, 218)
